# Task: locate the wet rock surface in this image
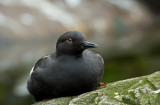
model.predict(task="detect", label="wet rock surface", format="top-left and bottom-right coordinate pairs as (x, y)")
top-left (34, 71), bottom-right (160, 105)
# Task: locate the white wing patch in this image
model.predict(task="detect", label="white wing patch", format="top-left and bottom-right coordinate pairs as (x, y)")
top-left (29, 55), bottom-right (50, 76)
top-left (30, 66), bottom-right (35, 75)
top-left (42, 55), bottom-right (50, 59)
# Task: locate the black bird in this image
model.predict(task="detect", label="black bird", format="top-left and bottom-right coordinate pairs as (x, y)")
top-left (27, 31), bottom-right (104, 101)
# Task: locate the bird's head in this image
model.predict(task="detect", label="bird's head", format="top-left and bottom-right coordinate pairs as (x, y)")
top-left (56, 31), bottom-right (98, 56)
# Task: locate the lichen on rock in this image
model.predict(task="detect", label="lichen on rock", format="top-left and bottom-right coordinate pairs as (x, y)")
top-left (33, 71), bottom-right (160, 105)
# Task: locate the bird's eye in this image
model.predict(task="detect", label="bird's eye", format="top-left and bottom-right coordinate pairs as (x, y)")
top-left (66, 38), bottom-right (72, 43)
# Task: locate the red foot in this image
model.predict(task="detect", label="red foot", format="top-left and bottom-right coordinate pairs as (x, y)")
top-left (100, 82), bottom-right (106, 86)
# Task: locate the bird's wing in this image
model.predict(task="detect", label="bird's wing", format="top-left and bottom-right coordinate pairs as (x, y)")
top-left (29, 55), bottom-right (51, 76)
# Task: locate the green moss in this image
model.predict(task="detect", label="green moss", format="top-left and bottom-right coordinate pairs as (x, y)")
top-left (71, 92), bottom-right (98, 104)
top-left (33, 71), bottom-right (160, 105)
top-left (146, 79), bottom-right (157, 90)
top-left (34, 97), bottom-right (73, 105)
top-left (122, 96), bottom-right (140, 105)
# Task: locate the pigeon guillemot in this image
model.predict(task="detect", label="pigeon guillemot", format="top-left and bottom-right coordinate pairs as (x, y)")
top-left (27, 31), bottom-right (104, 101)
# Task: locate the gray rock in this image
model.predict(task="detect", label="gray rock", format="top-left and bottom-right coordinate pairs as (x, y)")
top-left (33, 71), bottom-right (160, 105)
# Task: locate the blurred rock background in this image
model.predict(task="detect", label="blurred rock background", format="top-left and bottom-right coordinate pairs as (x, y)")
top-left (0, 0), bottom-right (159, 105)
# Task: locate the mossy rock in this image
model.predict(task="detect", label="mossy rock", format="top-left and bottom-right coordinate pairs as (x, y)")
top-left (33, 71), bottom-right (160, 105)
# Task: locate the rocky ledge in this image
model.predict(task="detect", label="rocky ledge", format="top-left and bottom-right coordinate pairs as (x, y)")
top-left (33, 71), bottom-right (160, 105)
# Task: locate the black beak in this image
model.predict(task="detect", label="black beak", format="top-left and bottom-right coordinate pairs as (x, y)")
top-left (83, 41), bottom-right (98, 49)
